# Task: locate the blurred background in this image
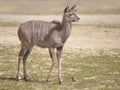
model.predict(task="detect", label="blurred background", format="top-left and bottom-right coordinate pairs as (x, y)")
top-left (0, 0), bottom-right (120, 50)
top-left (0, 0), bottom-right (120, 15)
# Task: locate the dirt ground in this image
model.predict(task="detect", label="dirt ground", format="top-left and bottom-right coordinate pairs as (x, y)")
top-left (0, 25), bottom-right (120, 50)
top-left (0, 14), bottom-right (120, 56)
top-left (1, 14), bottom-right (120, 25)
top-left (0, 14), bottom-right (120, 46)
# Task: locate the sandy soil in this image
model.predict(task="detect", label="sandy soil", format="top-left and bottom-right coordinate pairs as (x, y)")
top-left (0, 14), bottom-right (120, 25)
top-left (0, 14), bottom-right (120, 55)
top-left (0, 14), bottom-right (120, 50)
top-left (0, 25), bottom-right (120, 50)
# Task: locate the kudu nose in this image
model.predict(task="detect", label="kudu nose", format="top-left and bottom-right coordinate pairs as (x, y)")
top-left (76, 17), bottom-right (80, 22)
top-left (78, 17), bottom-right (80, 20)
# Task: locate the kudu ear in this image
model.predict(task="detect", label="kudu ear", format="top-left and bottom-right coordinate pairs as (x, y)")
top-left (70, 5), bottom-right (78, 12)
top-left (64, 6), bottom-right (70, 13)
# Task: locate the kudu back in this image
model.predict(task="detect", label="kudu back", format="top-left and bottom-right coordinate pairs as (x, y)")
top-left (17, 5), bottom-right (80, 84)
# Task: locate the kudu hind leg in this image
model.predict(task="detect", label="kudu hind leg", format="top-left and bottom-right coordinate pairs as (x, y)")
top-left (17, 47), bottom-right (27, 81)
top-left (23, 48), bottom-right (32, 81)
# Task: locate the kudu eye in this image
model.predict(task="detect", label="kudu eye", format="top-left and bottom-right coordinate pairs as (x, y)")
top-left (69, 14), bottom-right (73, 16)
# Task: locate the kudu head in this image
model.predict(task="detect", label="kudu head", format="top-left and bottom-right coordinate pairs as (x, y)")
top-left (63, 5), bottom-right (80, 22)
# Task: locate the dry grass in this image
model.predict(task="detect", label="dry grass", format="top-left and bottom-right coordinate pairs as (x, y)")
top-left (0, 44), bottom-right (120, 90)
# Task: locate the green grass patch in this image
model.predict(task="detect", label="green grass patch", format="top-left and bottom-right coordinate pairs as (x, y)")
top-left (0, 44), bottom-right (120, 90)
top-left (0, 22), bottom-right (21, 27)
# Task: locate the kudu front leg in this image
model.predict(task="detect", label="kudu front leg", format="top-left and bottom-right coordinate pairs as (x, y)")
top-left (57, 46), bottom-right (63, 84)
top-left (47, 48), bottom-right (56, 82)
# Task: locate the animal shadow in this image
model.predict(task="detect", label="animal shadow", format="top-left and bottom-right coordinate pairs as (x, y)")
top-left (0, 76), bottom-right (16, 81)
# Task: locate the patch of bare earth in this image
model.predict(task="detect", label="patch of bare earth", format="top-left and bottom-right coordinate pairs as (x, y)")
top-left (0, 26), bottom-right (120, 52)
top-left (0, 15), bottom-right (120, 56)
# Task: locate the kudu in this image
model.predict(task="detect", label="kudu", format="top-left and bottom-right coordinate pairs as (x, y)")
top-left (17, 5), bottom-right (80, 84)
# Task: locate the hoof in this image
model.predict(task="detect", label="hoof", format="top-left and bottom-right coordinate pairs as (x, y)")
top-left (46, 79), bottom-right (50, 83)
top-left (72, 76), bottom-right (76, 82)
top-left (58, 80), bottom-right (63, 84)
top-left (16, 76), bottom-right (21, 81)
top-left (24, 77), bottom-right (29, 81)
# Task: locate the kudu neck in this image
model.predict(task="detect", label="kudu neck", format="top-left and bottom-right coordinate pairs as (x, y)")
top-left (60, 15), bottom-right (72, 43)
top-left (61, 15), bottom-right (72, 28)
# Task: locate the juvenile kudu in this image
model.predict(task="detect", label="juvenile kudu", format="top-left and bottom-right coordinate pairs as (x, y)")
top-left (17, 5), bottom-right (80, 84)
